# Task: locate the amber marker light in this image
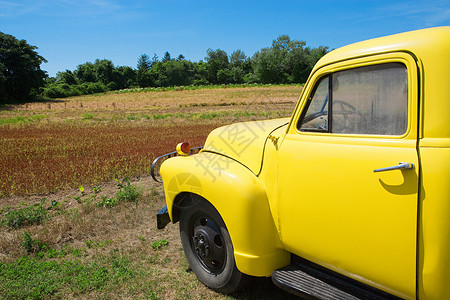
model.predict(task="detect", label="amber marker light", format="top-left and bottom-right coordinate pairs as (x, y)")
top-left (176, 142), bottom-right (191, 156)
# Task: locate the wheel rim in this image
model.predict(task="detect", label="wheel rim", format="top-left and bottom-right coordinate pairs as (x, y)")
top-left (190, 215), bottom-right (226, 274)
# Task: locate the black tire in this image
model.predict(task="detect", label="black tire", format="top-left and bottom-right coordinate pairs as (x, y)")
top-left (179, 198), bottom-right (248, 294)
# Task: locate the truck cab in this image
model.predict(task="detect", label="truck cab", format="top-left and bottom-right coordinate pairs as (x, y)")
top-left (156, 27), bottom-right (450, 299)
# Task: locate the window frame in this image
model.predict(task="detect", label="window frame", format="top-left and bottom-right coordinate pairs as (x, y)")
top-left (290, 53), bottom-right (419, 140)
top-left (297, 75), bottom-right (331, 133)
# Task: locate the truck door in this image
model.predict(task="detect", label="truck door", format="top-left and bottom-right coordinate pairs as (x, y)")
top-left (277, 54), bottom-right (419, 299)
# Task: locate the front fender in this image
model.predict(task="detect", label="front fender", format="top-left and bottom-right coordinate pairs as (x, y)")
top-left (160, 152), bottom-right (290, 276)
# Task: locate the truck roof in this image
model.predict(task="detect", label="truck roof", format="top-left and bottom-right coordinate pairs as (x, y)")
top-left (314, 26), bottom-right (450, 70)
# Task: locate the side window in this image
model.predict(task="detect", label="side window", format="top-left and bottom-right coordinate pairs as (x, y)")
top-left (298, 76), bottom-right (329, 132)
top-left (298, 63), bottom-right (408, 135)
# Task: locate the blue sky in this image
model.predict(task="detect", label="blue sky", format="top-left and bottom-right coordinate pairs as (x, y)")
top-left (1, 0), bottom-right (450, 77)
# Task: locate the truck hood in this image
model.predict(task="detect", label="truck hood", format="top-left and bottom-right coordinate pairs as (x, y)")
top-left (202, 118), bottom-right (290, 174)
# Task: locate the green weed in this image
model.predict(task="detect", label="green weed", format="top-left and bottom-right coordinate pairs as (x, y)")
top-left (85, 239), bottom-right (112, 249)
top-left (82, 113), bottom-right (95, 120)
top-left (150, 239), bottom-right (168, 250)
top-left (233, 111), bottom-right (257, 118)
top-left (96, 195), bottom-right (118, 208)
top-left (115, 177), bottom-right (140, 204)
top-left (21, 231), bottom-right (48, 254)
top-left (96, 178), bottom-right (140, 208)
top-left (199, 112), bottom-right (222, 119)
top-left (92, 185), bottom-right (102, 193)
top-left (1, 198), bottom-right (55, 229)
top-left (152, 113), bottom-right (173, 120)
top-left (75, 193), bottom-right (97, 206)
top-left (27, 114), bottom-right (48, 122)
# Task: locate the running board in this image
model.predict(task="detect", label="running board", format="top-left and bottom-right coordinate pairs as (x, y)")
top-left (272, 256), bottom-right (402, 300)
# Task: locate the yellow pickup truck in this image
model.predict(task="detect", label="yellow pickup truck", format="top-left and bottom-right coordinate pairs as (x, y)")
top-left (154, 27), bottom-right (450, 299)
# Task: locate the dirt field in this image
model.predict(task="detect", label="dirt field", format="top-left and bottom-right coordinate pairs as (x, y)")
top-left (0, 85), bottom-right (301, 299)
top-left (0, 85), bottom-right (299, 197)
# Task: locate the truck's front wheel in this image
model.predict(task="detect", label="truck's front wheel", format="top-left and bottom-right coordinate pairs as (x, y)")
top-left (179, 198), bottom-right (248, 294)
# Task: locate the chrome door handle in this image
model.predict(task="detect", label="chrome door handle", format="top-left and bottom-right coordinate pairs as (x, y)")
top-left (373, 162), bottom-right (414, 173)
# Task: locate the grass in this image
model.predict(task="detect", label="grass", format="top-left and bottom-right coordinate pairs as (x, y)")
top-left (0, 178), bottom-right (299, 299)
top-left (0, 85), bottom-right (301, 299)
top-left (1, 198), bottom-right (56, 229)
top-left (0, 114), bottom-right (48, 125)
top-left (111, 83), bottom-right (297, 95)
top-left (0, 179), bottom-right (175, 299)
top-left (0, 253), bottom-right (137, 299)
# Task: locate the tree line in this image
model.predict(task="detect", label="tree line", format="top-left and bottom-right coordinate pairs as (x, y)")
top-left (0, 31), bottom-right (329, 104)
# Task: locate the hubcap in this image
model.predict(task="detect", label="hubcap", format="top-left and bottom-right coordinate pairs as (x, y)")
top-left (191, 216), bottom-right (226, 273)
top-left (194, 232), bottom-right (210, 257)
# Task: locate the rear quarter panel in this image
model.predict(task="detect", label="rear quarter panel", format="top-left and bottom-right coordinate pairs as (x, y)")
top-left (418, 145), bottom-right (450, 299)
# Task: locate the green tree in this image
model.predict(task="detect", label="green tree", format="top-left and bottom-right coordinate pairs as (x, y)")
top-left (56, 70), bottom-right (78, 85)
top-left (74, 62), bottom-right (96, 83)
top-left (228, 50), bottom-right (249, 83)
top-left (137, 54), bottom-right (151, 71)
top-left (0, 32), bottom-right (47, 103)
top-left (162, 51), bottom-right (172, 63)
top-left (151, 54), bottom-right (159, 66)
top-left (136, 54), bottom-right (152, 87)
top-left (192, 61), bottom-right (208, 85)
top-left (252, 35), bottom-right (328, 84)
top-left (0, 62), bottom-right (7, 97)
top-left (309, 46), bottom-right (329, 67)
top-left (94, 59), bottom-right (114, 86)
top-left (150, 60), bottom-right (195, 87)
top-left (205, 48), bottom-right (229, 84)
top-left (252, 47), bottom-right (284, 83)
top-left (115, 66), bottom-right (136, 88)
top-left (217, 68), bottom-right (233, 84)
top-left (230, 49), bottom-right (246, 66)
